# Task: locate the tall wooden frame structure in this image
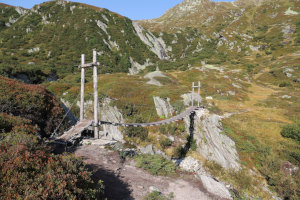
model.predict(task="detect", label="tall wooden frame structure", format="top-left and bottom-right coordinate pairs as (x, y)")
top-left (79, 49), bottom-right (100, 138)
top-left (191, 81), bottom-right (201, 107)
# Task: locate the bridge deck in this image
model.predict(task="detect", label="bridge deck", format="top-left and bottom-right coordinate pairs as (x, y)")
top-left (57, 119), bottom-right (93, 142)
top-left (55, 106), bottom-right (199, 143)
top-left (100, 106), bottom-right (199, 127)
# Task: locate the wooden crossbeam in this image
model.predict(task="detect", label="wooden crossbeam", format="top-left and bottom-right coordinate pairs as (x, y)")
top-left (78, 62), bottom-right (100, 68)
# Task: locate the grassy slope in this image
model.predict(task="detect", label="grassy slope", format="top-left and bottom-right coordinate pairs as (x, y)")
top-left (0, 1), bottom-right (157, 80)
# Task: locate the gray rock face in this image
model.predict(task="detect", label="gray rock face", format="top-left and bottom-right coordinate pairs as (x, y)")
top-left (176, 156), bottom-right (232, 199)
top-left (294, 78), bottom-right (300, 83)
top-left (144, 70), bottom-right (167, 86)
top-left (15, 7), bottom-right (27, 16)
top-left (283, 68), bottom-right (294, 78)
top-left (185, 108), bottom-right (240, 170)
top-left (133, 22), bottom-right (170, 60)
top-left (128, 57), bottom-right (152, 75)
top-left (96, 20), bottom-right (107, 34)
top-left (149, 186), bottom-right (160, 193)
top-left (177, 156), bottom-right (202, 173)
top-left (141, 144), bottom-right (154, 155)
top-left (227, 91), bottom-right (236, 96)
top-left (28, 47), bottom-right (40, 53)
top-left (282, 25), bottom-right (294, 35)
top-left (232, 83), bottom-right (241, 89)
top-left (249, 45), bottom-right (260, 51)
top-left (15, 74), bottom-right (31, 84)
top-left (153, 96), bottom-right (174, 118)
top-left (200, 175), bottom-right (232, 200)
top-left (100, 99), bottom-right (124, 142)
top-left (281, 95), bottom-right (291, 99)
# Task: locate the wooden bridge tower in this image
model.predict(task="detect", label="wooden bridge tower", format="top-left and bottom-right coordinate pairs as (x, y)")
top-left (191, 81), bottom-right (201, 107)
top-left (79, 49), bottom-right (100, 138)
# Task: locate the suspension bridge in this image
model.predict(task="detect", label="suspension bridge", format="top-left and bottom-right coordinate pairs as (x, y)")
top-left (55, 49), bottom-right (201, 144)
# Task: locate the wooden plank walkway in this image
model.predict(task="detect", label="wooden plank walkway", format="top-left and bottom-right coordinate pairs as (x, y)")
top-left (56, 119), bottom-right (93, 143)
top-left (55, 106), bottom-right (199, 144)
top-left (100, 106), bottom-right (199, 127)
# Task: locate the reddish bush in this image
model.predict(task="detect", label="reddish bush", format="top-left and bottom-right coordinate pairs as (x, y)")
top-left (0, 113), bottom-right (38, 134)
top-left (0, 132), bottom-right (104, 199)
top-left (0, 76), bottom-right (68, 137)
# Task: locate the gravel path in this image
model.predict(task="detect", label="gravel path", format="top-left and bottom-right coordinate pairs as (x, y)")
top-left (74, 145), bottom-right (218, 200)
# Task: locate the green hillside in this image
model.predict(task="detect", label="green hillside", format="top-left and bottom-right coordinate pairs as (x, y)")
top-left (0, 1), bottom-right (158, 81)
top-left (139, 0), bottom-right (300, 77)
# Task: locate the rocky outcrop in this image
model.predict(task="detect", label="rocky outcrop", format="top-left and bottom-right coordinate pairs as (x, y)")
top-left (200, 175), bottom-right (232, 199)
top-left (285, 7), bottom-right (299, 15)
top-left (133, 22), bottom-right (170, 60)
top-left (140, 144), bottom-right (155, 155)
top-left (128, 57), bottom-right (152, 75)
top-left (144, 70), bottom-right (167, 86)
top-left (153, 96), bottom-right (174, 118)
top-left (185, 108), bottom-right (240, 170)
top-left (177, 156), bottom-right (202, 173)
top-left (176, 156), bottom-right (232, 200)
top-left (100, 99), bottom-right (124, 142)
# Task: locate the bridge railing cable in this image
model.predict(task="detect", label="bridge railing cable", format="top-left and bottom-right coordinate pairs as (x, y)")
top-left (50, 93), bottom-right (80, 138)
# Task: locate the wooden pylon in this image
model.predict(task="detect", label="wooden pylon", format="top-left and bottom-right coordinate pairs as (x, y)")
top-left (93, 49), bottom-right (99, 139)
top-left (78, 50), bottom-right (100, 138)
top-left (192, 81), bottom-right (201, 107)
top-left (80, 54), bottom-right (85, 121)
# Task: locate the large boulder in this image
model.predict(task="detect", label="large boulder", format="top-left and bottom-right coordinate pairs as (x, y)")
top-left (185, 108), bottom-right (240, 170)
top-left (153, 96), bottom-right (174, 118)
top-left (100, 99), bottom-right (125, 142)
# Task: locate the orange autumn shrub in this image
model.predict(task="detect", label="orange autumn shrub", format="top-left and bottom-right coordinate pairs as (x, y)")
top-left (0, 132), bottom-right (104, 199)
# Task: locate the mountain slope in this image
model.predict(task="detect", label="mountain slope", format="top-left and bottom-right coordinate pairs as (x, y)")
top-left (0, 1), bottom-right (171, 80)
top-left (138, 0), bottom-right (300, 75)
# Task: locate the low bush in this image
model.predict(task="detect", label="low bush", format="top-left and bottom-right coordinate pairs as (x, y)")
top-left (279, 82), bottom-right (292, 87)
top-left (124, 126), bottom-right (148, 141)
top-left (0, 76), bottom-right (67, 137)
top-left (160, 137), bottom-right (172, 149)
top-left (143, 191), bottom-right (174, 200)
top-left (281, 123), bottom-right (300, 142)
top-left (159, 124), bottom-right (183, 136)
top-left (0, 132), bottom-right (104, 199)
top-left (172, 146), bottom-right (186, 159)
top-left (135, 154), bottom-right (176, 176)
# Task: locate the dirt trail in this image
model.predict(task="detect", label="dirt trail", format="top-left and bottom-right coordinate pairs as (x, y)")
top-left (74, 145), bottom-right (222, 200)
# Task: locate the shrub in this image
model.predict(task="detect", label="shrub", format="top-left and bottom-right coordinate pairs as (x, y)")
top-left (245, 64), bottom-right (256, 73)
top-left (172, 146), bottom-right (186, 159)
top-left (190, 138), bottom-right (197, 151)
top-left (159, 124), bottom-right (179, 135)
top-left (124, 126), bottom-right (148, 141)
top-left (279, 82), bottom-right (292, 87)
top-left (281, 123), bottom-right (300, 142)
top-left (0, 76), bottom-right (67, 137)
top-left (0, 113), bottom-right (37, 133)
top-left (160, 137), bottom-right (172, 149)
top-left (143, 191), bottom-right (174, 200)
top-left (0, 132), bottom-right (104, 199)
top-left (135, 154), bottom-right (176, 176)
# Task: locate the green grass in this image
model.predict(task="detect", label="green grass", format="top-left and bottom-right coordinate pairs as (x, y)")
top-left (135, 154), bottom-right (176, 177)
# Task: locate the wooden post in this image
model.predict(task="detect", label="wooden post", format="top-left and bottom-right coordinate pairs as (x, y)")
top-left (93, 49), bottom-right (99, 139)
top-left (192, 82), bottom-right (194, 107)
top-left (80, 54), bottom-right (85, 121)
top-left (198, 81), bottom-right (201, 107)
